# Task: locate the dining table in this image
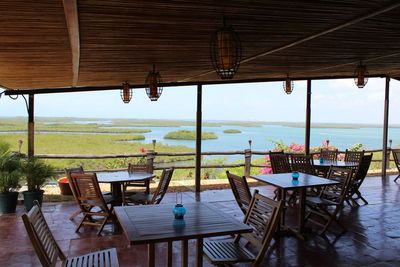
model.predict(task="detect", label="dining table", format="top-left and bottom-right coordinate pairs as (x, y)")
top-left (248, 172), bottom-right (339, 238)
top-left (313, 160), bottom-right (359, 177)
top-left (114, 202), bottom-right (253, 267)
top-left (96, 171), bottom-right (155, 204)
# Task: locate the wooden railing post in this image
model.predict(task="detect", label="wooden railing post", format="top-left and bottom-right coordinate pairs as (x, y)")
top-left (382, 77), bottom-right (390, 178)
top-left (27, 94), bottom-right (35, 158)
top-left (146, 150), bottom-right (156, 173)
top-left (244, 149), bottom-right (252, 176)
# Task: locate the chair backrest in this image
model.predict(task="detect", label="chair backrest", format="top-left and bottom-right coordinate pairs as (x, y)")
top-left (128, 163), bottom-right (148, 173)
top-left (320, 149), bottom-right (338, 161)
top-left (70, 173), bottom-right (109, 211)
top-left (321, 167), bottom-right (353, 203)
top-left (226, 171), bottom-right (252, 214)
top-left (22, 202), bottom-right (65, 267)
top-left (291, 154), bottom-right (315, 175)
top-left (150, 168), bottom-right (174, 204)
top-left (352, 154), bottom-right (372, 189)
top-left (239, 192), bottom-right (282, 264)
top-left (344, 149), bottom-right (365, 163)
top-left (392, 149), bottom-right (400, 171)
top-left (269, 152), bottom-right (291, 173)
top-left (65, 166), bottom-right (84, 200)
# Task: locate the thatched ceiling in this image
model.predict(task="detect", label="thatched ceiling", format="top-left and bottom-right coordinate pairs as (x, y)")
top-left (1, 0), bottom-right (400, 90)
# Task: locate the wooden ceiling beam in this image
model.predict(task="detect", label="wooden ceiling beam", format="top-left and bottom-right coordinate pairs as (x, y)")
top-left (182, 1), bottom-right (400, 82)
top-left (63, 0), bottom-right (80, 87)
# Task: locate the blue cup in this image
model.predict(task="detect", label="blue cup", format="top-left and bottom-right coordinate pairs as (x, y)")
top-left (292, 171), bottom-right (300, 180)
top-left (173, 204), bottom-right (186, 220)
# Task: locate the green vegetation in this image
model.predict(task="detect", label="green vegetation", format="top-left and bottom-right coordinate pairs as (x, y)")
top-left (0, 133), bottom-right (194, 171)
top-left (164, 130), bottom-right (218, 140)
top-left (223, 129), bottom-right (241, 134)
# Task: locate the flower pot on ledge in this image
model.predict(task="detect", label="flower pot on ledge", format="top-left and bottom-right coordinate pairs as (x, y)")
top-left (0, 192), bottom-right (19, 214)
top-left (23, 190), bottom-right (44, 212)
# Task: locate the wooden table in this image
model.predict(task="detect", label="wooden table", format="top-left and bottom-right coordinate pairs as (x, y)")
top-left (114, 202), bottom-right (253, 267)
top-left (313, 160), bottom-right (359, 177)
top-left (96, 171), bottom-right (155, 203)
top-left (249, 173), bottom-right (339, 237)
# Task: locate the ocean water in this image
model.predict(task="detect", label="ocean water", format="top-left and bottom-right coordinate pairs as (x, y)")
top-left (104, 124), bottom-right (400, 152)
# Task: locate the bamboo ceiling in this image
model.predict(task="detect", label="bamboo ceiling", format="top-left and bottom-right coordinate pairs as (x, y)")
top-left (1, 0), bottom-right (400, 90)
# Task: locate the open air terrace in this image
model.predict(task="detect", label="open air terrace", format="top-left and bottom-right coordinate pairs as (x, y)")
top-left (0, 175), bottom-right (399, 266)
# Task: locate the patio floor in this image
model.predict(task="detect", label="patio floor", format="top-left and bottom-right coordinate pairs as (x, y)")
top-left (1, 175), bottom-right (399, 267)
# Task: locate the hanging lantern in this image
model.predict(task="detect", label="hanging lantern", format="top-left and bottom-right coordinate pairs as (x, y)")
top-left (354, 62), bottom-right (369, 88)
top-left (145, 65), bottom-right (163, 101)
top-left (120, 81), bottom-right (132, 103)
top-left (283, 74), bottom-right (294, 94)
top-left (210, 18), bottom-right (242, 79)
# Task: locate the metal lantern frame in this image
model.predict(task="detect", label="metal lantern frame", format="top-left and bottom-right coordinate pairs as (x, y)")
top-left (210, 18), bottom-right (242, 80)
top-left (283, 74), bottom-right (294, 94)
top-left (145, 65), bottom-right (163, 101)
top-left (120, 81), bottom-right (132, 103)
top-left (354, 62), bottom-right (369, 88)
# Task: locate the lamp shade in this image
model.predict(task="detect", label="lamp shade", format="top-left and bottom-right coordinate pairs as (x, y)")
top-left (354, 62), bottom-right (368, 88)
top-left (120, 82), bottom-right (132, 103)
top-left (210, 19), bottom-right (241, 79)
top-left (145, 65), bottom-right (163, 101)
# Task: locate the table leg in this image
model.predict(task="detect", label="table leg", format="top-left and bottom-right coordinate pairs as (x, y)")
top-left (298, 188), bottom-right (306, 233)
top-left (196, 238), bottom-right (203, 267)
top-left (279, 188), bottom-right (286, 227)
top-left (167, 241), bottom-right (173, 267)
top-left (145, 180), bottom-right (150, 194)
top-left (111, 182), bottom-right (122, 205)
top-left (148, 243), bottom-right (155, 267)
top-left (181, 240), bottom-right (188, 267)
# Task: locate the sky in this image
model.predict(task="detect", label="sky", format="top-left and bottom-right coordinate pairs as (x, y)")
top-left (0, 77), bottom-right (399, 124)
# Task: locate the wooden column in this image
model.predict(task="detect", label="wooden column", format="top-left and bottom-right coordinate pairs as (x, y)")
top-left (305, 80), bottom-right (311, 155)
top-left (382, 77), bottom-right (390, 178)
top-left (28, 94), bottom-right (35, 158)
top-left (195, 84), bottom-right (202, 192)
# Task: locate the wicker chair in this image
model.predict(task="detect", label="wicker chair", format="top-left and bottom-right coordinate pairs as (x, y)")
top-left (126, 168), bottom-right (174, 205)
top-left (392, 149), bottom-right (400, 182)
top-left (346, 154), bottom-right (372, 206)
top-left (226, 171), bottom-right (252, 215)
top-left (203, 192), bottom-right (283, 266)
top-left (22, 201), bottom-right (119, 267)
top-left (305, 167), bottom-right (353, 235)
top-left (70, 173), bottom-right (118, 235)
top-left (291, 154), bottom-right (316, 175)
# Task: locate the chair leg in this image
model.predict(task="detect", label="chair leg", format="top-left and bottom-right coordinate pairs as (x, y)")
top-left (69, 209), bottom-right (81, 220)
top-left (394, 174), bottom-right (400, 182)
top-left (97, 217), bottom-right (108, 236)
top-left (75, 215), bottom-right (87, 233)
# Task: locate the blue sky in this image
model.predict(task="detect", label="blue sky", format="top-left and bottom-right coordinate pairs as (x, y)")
top-left (0, 78), bottom-right (399, 124)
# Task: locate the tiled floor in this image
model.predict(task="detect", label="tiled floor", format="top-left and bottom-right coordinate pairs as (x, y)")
top-left (1, 175), bottom-right (399, 266)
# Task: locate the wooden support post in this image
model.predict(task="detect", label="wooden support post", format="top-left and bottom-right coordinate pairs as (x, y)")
top-left (244, 149), bottom-right (252, 176)
top-left (382, 77), bottom-right (390, 178)
top-left (305, 80), bottom-right (311, 155)
top-left (195, 84), bottom-right (202, 193)
top-left (146, 150), bottom-right (156, 173)
top-left (28, 94), bottom-right (35, 158)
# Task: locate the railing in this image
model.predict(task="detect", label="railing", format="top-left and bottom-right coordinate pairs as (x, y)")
top-left (36, 148), bottom-right (396, 174)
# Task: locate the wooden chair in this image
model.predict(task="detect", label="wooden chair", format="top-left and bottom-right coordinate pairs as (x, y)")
top-left (320, 149), bottom-right (338, 161)
top-left (392, 149), bottom-right (400, 182)
top-left (126, 168), bottom-right (174, 205)
top-left (346, 154), bottom-right (372, 206)
top-left (269, 152), bottom-right (291, 173)
top-left (22, 201), bottom-right (119, 267)
top-left (226, 171), bottom-right (252, 215)
top-left (291, 154), bottom-right (316, 175)
top-left (203, 191), bottom-right (283, 266)
top-left (121, 163), bottom-right (151, 204)
top-left (305, 167), bottom-right (353, 235)
top-left (70, 173), bottom-right (117, 235)
top-left (65, 167), bottom-right (85, 220)
top-left (344, 149), bottom-right (365, 163)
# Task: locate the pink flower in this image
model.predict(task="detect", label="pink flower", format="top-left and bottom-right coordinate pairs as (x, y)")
top-left (140, 148), bottom-right (147, 153)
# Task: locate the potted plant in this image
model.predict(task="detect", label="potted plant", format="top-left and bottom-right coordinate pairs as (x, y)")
top-left (21, 157), bottom-right (55, 211)
top-left (0, 148), bottom-right (21, 214)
